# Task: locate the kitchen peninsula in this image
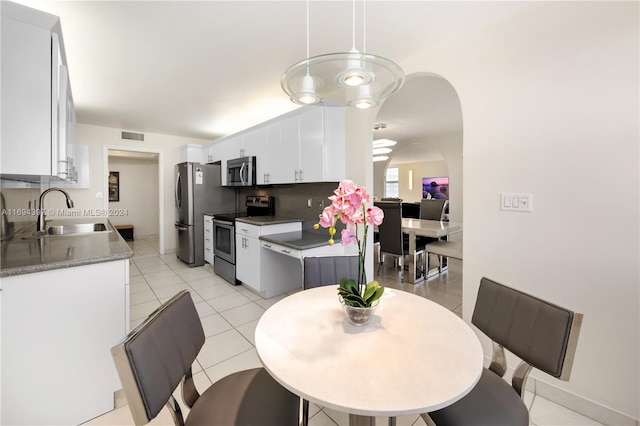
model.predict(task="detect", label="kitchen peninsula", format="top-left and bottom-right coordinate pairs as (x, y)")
top-left (1, 217), bottom-right (133, 425)
top-left (234, 216), bottom-right (348, 298)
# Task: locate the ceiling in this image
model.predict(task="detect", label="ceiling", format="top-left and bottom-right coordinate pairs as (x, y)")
top-left (11, 1), bottom-right (535, 156)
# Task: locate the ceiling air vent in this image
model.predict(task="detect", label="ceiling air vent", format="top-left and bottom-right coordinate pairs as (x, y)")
top-left (121, 131), bottom-right (144, 142)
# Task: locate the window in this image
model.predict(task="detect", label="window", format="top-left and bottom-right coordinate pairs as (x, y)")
top-left (385, 167), bottom-right (399, 198)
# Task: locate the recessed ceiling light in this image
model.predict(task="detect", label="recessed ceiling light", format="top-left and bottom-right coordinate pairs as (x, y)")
top-left (373, 139), bottom-right (397, 148)
top-left (373, 147), bottom-right (392, 155)
top-left (373, 155), bottom-right (389, 162)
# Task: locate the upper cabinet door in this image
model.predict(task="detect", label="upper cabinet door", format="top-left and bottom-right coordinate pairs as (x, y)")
top-left (298, 106), bottom-right (324, 183)
top-left (279, 115), bottom-right (301, 183)
top-left (0, 3), bottom-right (78, 183)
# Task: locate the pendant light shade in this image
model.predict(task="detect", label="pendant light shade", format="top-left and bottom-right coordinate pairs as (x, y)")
top-left (282, 52), bottom-right (403, 109)
top-left (291, 74), bottom-right (321, 105)
top-left (281, 0), bottom-right (404, 109)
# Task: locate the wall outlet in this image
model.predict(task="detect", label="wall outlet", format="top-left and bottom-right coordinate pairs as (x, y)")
top-left (307, 198), bottom-right (312, 208)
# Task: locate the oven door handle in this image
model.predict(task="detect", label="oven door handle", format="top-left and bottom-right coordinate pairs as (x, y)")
top-left (213, 219), bottom-right (234, 226)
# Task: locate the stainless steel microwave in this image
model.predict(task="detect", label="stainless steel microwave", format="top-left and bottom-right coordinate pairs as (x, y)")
top-left (226, 156), bottom-right (256, 186)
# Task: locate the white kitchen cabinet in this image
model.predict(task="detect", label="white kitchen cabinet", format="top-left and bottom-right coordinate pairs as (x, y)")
top-left (257, 123), bottom-right (281, 184)
top-left (181, 144), bottom-right (204, 163)
top-left (235, 221), bottom-right (302, 297)
top-left (204, 104), bottom-right (345, 186)
top-left (214, 136), bottom-right (243, 186)
top-left (0, 2), bottom-right (78, 184)
top-left (279, 115), bottom-right (302, 183)
top-left (1, 259), bottom-right (129, 426)
top-left (203, 215), bottom-right (214, 264)
top-left (267, 106), bottom-right (345, 184)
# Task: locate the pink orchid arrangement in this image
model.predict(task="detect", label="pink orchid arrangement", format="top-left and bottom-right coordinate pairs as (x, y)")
top-left (314, 180), bottom-right (385, 307)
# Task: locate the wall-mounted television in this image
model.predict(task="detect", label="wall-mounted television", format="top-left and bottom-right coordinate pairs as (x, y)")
top-left (422, 177), bottom-right (449, 199)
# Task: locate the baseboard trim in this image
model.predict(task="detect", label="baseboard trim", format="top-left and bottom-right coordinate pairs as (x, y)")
top-left (491, 357), bottom-right (638, 426)
top-left (533, 378), bottom-right (638, 426)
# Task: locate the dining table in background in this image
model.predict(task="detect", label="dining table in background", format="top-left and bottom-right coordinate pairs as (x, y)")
top-left (401, 218), bottom-right (463, 283)
top-left (255, 285), bottom-right (483, 426)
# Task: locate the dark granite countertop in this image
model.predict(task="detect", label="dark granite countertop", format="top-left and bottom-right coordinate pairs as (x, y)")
top-left (259, 229), bottom-right (340, 250)
top-left (1, 218), bottom-right (133, 277)
top-left (235, 216), bottom-right (303, 226)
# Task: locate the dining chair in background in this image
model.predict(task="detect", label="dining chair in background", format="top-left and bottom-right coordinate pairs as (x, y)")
top-left (301, 255), bottom-right (359, 426)
top-left (303, 255), bottom-right (360, 289)
top-left (419, 199), bottom-right (448, 221)
top-left (422, 277), bottom-right (583, 426)
top-left (111, 290), bottom-right (300, 426)
top-left (375, 201), bottom-right (425, 281)
top-left (419, 198), bottom-right (450, 272)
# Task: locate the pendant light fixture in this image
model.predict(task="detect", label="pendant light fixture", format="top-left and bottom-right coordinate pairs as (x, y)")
top-left (289, 0), bottom-right (321, 105)
top-left (281, 0), bottom-right (404, 109)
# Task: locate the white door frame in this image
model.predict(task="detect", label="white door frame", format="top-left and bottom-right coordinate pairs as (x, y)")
top-left (103, 146), bottom-right (165, 254)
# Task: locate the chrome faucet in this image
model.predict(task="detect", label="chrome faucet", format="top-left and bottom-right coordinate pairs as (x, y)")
top-left (37, 188), bottom-right (74, 232)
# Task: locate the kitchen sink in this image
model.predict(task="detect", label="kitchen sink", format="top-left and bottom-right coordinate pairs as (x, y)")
top-left (46, 222), bottom-right (109, 235)
top-left (23, 222), bottom-right (112, 239)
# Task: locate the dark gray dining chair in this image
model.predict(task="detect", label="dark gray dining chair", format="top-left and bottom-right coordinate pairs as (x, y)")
top-left (111, 290), bottom-right (300, 426)
top-left (375, 201), bottom-right (425, 281)
top-left (420, 198), bottom-right (448, 221)
top-left (301, 255), bottom-right (360, 425)
top-left (422, 277), bottom-right (583, 426)
top-left (303, 255), bottom-right (360, 289)
top-left (419, 199), bottom-right (450, 270)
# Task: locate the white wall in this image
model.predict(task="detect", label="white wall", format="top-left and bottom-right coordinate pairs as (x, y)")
top-left (107, 157), bottom-right (159, 239)
top-left (63, 123), bottom-right (210, 254)
top-left (396, 2), bottom-right (638, 421)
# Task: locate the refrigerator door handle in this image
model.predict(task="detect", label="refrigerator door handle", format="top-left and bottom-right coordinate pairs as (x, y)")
top-left (175, 223), bottom-right (188, 231)
top-left (175, 172), bottom-right (181, 210)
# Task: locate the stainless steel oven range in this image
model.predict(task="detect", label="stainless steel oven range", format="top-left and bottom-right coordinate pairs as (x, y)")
top-left (213, 195), bottom-right (274, 285)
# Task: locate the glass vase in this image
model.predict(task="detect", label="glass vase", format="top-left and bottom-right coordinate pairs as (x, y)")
top-left (342, 300), bottom-right (378, 326)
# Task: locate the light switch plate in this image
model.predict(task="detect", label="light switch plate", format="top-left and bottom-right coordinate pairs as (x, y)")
top-left (501, 193), bottom-right (533, 212)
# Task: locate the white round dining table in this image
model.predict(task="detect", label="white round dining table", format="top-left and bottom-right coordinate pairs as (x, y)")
top-left (254, 286), bottom-right (483, 424)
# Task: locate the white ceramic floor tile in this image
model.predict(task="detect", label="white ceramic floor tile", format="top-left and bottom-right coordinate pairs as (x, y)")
top-left (143, 269), bottom-right (180, 282)
top-left (530, 395), bottom-right (604, 425)
top-left (129, 282), bottom-right (151, 295)
top-left (179, 268), bottom-right (213, 282)
top-left (218, 302), bottom-right (265, 327)
top-left (235, 319), bottom-right (259, 345)
top-left (146, 275), bottom-right (185, 289)
top-left (207, 291), bottom-right (252, 312)
top-left (129, 300), bottom-right (160, 321)
top-left (129, 289), bottom-right (158, 306)
top-left (193, 301), bottom-right (217, 318)
top-left (151, 282), bottom-right (191, 299)
top-left (195, 283), bottom-right (238, 300)
top-left (135, 263), bottom-right (171, 274)
top-left (196, 329), bottom-right (253, 369)
top-left (236, 287), bottom-right (262, 301)
top-left (309, 409), bottom-right (340, 426)
top-left (253, 293), bottom-right (288, 309)
top-left (187, 276), bottom-right (218, 290)
top-left (203, 348), bottom-right (262, 384)
top-left (199, 313), bottom-right (233, 337)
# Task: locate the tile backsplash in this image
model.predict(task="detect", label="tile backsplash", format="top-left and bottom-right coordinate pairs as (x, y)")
top-left (238, 182), bottom-right (340, 230)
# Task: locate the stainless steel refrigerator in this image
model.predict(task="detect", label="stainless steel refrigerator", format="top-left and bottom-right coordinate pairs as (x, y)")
top-left (175, 162), bottom-right (235, 267)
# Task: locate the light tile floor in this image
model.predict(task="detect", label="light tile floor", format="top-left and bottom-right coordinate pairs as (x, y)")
top-left (85, 238), bottom-right (604, 426)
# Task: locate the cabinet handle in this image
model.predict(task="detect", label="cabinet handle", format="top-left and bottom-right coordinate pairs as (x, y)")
top-left (281, 249), bottom-right (291, 254)
top-left (264, 243), bottom-right (272, 248)
top-left (241, 228), bottom-right (248, 232)
top-left (294, 169), bottom-right (299, 182)
top-left (299, 169), bottom-right (304, 181)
